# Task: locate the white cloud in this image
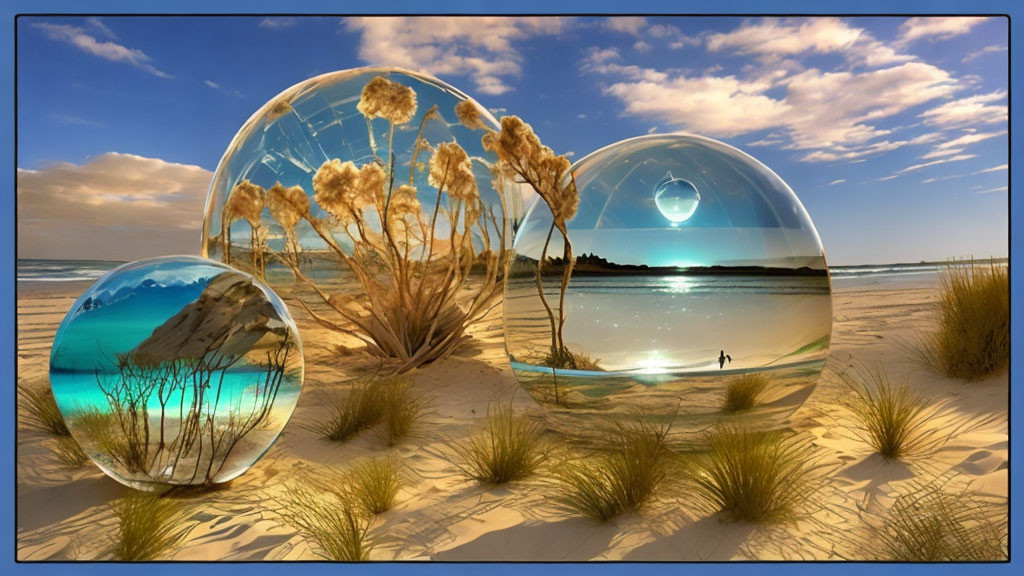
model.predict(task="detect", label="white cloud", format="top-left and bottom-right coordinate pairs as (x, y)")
top-left (928, 129), bottom-right (1007, 153)
top-left (204, 80), bottom-right (221, 89)
top-left (974, 164), bottom-right (1007, 174)
top-left (920, 147), bottom-right (965, 160)
top-left (17, 153), bottom-right (211, 260)
top-left (898, 17), bottom-right (989, 43)
top-left (963, 44), bottom-right (1007, 63)
top-left (826, 179), bottom-right (846, 186)
top-left (976, 186), bottom-right (1007, 194)
top-left (591, 57), bottom-right (957, 159)
top-left (604, 17), bottom-right (647, 36)
top-left (705, 17), bottom-right (911, 67)
top-left (259, 17), bottom-right (296, 29)
top-left (32, 22), bottom-right (172, 78)
top-left (633, 41), bottom-right (652, 53)
top-left (896, 153), bottom-right (977, 174)
top-left (85, 17), bottom-right (116, 40)
top-left (922, 174), bottom-right (965, 183)
top-left (920, 91), bottom-right (1007, 129)
top-left (344, 17), bottom-right (566, 95)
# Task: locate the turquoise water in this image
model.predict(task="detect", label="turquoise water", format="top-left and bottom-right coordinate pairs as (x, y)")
top-left (47, 256), bottom-right (304, 489)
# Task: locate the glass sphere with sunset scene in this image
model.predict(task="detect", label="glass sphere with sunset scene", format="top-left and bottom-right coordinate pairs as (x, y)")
top-left (503, 133), bottom-right (832, 440)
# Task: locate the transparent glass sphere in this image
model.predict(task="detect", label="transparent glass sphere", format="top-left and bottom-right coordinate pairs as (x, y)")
top-left (49, 256), bottom-right (304, 490)
top-left (201, 67), bottom-right (519, 288)
top-left (504, 134), bottom-right (832, 439)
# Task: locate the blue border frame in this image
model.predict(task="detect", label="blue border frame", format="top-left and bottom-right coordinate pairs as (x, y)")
top-left (2, 1), bottom-right (1019, 574)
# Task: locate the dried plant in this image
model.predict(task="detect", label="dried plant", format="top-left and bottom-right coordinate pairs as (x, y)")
top-left (722, 373), bottom-right (772, 413)
top-left (454, 402), bottom-right (547, 485)
top-left (349, 457), bottom-right (401, 515)
top-left (110, 491), bottom-right (187, 561)
top-left (910, 259), bottom-right (1008, 380)
top-left (220, 76), bottom-right (512, 372)
top-left (688, 424), bottom-right (819, 523)
top-left (481, 114), bottom-right (581, 370)
top-left (554, 416), bottom-right (676, 522)
top-left (19, 385), bottom-right (69, 436)
top-left (867, 480), bottom-right (1007, 561)
top-left (842, 364), bottom-right (950, 460)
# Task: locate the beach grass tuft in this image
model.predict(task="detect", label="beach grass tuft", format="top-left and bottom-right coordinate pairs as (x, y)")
top-left (52, 435), bottom-right (90, 468)
top-left (110, 490), bottom-right (187, 561)
top-left (376, 379), bottom-right (427, 447)
top-left (842, 364), bottom-right (947, 460)
top-left (554, 416), bottom-right (675, 522)
top-left (454, 402), bottom-right (547, 485)
top-left (315, 376), bottom-right (424, 445)
top-left (281, 476), bottom-right (374, 561)
top-left (873, 481), bottom-right (1007, 561)
top-left (688, 424), bottom-right (818, 523)
top-left (722, 373), bottom-right (772, 413)
top-left (913, 259), bottom-right (1008, 380)
top-left (349, 457), bottom-right (401, 515)
top-left (541, 347), bottom-right (603, 371)
top-left (20, 385), bottom-right (70, 436)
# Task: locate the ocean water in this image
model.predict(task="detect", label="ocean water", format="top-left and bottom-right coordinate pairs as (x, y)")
top-left (504, 274), bottom-right (832, 374)
top-left (20, 258), bottom-right (995, 284)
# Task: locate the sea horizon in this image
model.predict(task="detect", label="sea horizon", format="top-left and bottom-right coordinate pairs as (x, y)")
top-left (16, 255), bottom-right (1009, 283)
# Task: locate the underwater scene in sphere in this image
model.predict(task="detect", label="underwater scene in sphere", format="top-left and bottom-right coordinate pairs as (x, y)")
top-left (49, 256), bottom-right (304, 490)
top-left (504, 134), bottom-right (832, 439)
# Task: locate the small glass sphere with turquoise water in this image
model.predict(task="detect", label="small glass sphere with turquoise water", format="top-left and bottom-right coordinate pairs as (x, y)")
top-left (504, 134), bottom-right (832, 440)
top-left (49, 256), bottom-right (304, 490)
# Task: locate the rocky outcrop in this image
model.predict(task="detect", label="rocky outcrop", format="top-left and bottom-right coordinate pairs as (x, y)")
top-left (131, 271), bottom-right (286, 367)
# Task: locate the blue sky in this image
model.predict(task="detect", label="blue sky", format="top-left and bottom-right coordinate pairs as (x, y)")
top-left (16, 15), bottom-right (1008, 265)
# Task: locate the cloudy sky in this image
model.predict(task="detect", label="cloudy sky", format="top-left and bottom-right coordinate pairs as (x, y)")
top-left (16, 15), bottom-right (1007, 265)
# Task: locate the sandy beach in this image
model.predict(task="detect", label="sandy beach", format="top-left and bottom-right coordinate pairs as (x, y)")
top-left (16, 271), bottom-right (1008, 561)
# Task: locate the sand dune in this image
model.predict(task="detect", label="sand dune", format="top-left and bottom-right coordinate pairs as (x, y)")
top-left (16, 273), bottom-right (1007, 561)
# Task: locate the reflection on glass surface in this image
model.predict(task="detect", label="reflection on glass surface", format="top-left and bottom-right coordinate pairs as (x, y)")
top-left (49, 256), bottom-right (303, 490)
top-left (504, 134), bottom-right (832, 439)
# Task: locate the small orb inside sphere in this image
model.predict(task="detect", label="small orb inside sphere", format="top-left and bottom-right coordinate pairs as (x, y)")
top-left (654, 172), bottom-right (700, 223)
top-left (48, 256), bottom-right (304, 491)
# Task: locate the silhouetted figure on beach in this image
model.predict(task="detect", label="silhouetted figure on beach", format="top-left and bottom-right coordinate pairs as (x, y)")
top-left (719, 350), bottom-right (733, 369)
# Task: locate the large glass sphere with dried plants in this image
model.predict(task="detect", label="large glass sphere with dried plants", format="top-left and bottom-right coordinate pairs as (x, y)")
top-left (49, 256), bottom-right (304, 490)
top-left (202, 68), bottom-right (519, 371)
top-left (504, 133), bottom-right (832, 439)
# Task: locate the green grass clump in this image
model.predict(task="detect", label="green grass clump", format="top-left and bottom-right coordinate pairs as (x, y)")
top-left (555, 417), bottom-right (675, 522)
top-left (110, 491), bottom-right (186, 561)
top-left (455, 402), bottom-right (547, 485)
top-left (722, 373), bottom-right (772, 413)
top-left (843, 365), bottom-right (946, 460)
top-left (315, 377), bottom-right (425, 445)
top-left (52, 436), bottom-right (90, 468)
top-left (20, 385), bottom-right (69, 436)
top-left (349, 458), bottom-right (401, 515)
top-left (281, 475), bottom-right (374, 561)
top-left (688, 424), bottom-right (818, 523)
top-left (874, 482), bottom-right (1007, 561)
top-left (916, 259), bottom-right (1008, 380)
